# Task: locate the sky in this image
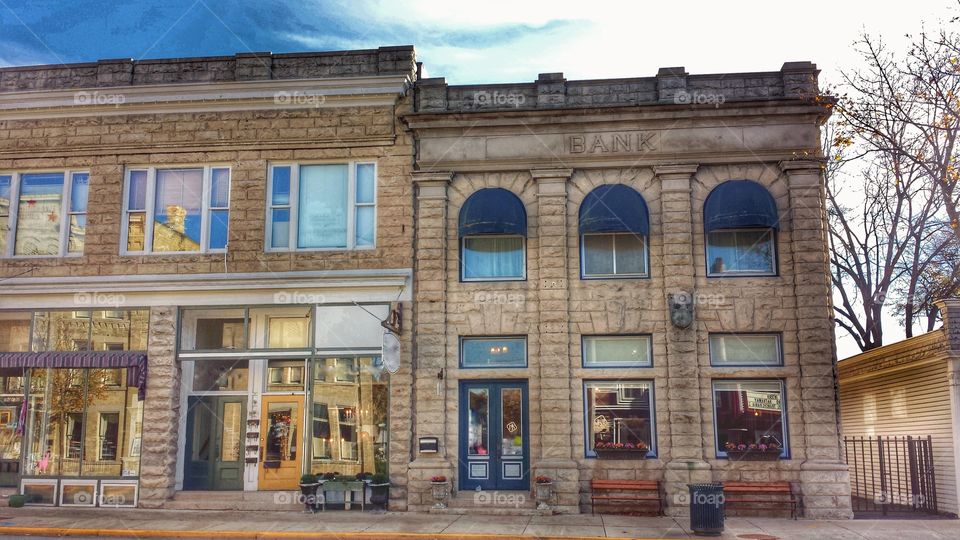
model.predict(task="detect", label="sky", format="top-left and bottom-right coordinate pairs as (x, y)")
top-left (2, 0), bottom-right (956, 358)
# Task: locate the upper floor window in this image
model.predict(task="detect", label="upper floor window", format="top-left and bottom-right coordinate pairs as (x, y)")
top-left (582, 335), bottom-right (652, 368)
top-left (0, 171), bottom-right (89, 257)
top-left (704, 180), bottom-right (778, 276)
top-left (579, 184), bottom-right (649, 278)
top-left (122, 166), bottom-right (230, 254)
top-left (267, 162), bottom-right (376, 251)
top-left (709, 333), bottom-right (782, 367)
top-left (460, 336), bottom-right (527, 368)
top-left (459, 188), bottom-right (526, 281)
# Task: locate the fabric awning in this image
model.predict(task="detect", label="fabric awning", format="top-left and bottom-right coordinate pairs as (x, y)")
top-left (578, 184), bottom-right (650, 236)
top-left (458, 188), bottom-right (527, 236)
top-left (0, 351), bottom-right (147, 400)
top-left (704, 180), bottom-right (779, 233)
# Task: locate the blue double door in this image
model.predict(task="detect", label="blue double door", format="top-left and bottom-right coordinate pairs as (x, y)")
top-left (458, 380), bottom-right (529, 491)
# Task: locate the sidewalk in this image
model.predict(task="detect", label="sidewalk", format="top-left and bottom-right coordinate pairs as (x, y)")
top-left (0, 508), bottom-right (956, 539)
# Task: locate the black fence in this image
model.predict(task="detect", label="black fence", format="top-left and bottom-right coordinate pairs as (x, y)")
top-left (843, 435), bottom-right (938, 516)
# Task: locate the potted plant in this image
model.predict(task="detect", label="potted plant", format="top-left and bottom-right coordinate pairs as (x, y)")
top-left (299, 474), bottom-right (320, 513)
top-left (594, 441), bottom-right (650, 459)
top-left (430, 475), bottom-right (449, 509)
top-left (724, 442), bottom-right (781, 461)
top-left (369, 473), bottom-right (390, 510)
top-left (534, 475), bottom-right (553, 510)
top-left (7, 494), bottom-right (26, 508)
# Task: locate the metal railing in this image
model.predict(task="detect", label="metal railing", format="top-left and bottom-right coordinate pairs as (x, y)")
top-left (843, 435), bottom-right (938, 516)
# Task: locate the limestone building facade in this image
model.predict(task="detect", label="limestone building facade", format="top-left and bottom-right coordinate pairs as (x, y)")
top-left (403, 65), bottom-right (853, 518)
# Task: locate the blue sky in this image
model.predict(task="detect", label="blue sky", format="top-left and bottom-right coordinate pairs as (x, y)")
top-left (2, 0), bottom-right (955, 85)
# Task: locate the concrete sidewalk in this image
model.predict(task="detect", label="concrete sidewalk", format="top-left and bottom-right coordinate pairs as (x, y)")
top-left (0, 508), bottom-right (956, 539)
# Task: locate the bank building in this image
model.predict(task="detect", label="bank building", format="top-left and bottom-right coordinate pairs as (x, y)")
top-left (0, 47), bottom-right (852, 518)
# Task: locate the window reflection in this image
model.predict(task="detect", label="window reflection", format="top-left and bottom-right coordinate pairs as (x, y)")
top-left (309, 356), bottom-right (388, 476)
top-left (25, 368), bottom-right (143, 478)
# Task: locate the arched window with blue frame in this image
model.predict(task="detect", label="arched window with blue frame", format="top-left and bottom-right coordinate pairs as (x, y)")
top-left (703, 180), bottom-right (779, 276)
top-left (578, 184), bottom-right (650, 278)
top-left (458, 188), bottom-right (526, 281)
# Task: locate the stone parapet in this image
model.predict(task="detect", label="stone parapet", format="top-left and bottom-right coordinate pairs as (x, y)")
top-left (0, 46), bottom-right (416, 92)
top-left (415, 62), bottom-right (819, 112)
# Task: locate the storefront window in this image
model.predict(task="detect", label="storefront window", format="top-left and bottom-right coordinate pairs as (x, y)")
top-left (30, 311), bottom-right (148, 353)
top-left (713, 380), bottom-right (787, 457)
top-left (251, 307), bottom-right (311, 349)
top-left (585, 381), bottom-right (655, 457)
top-left (25, 368), bottom-right (143, 478)
top-left (460, 337), bottom-right (526, 368)
top-left (0, 312), bottom-right (31, 352)
top-left (309, 356), bottom-right (388, 476)
top-left (266, 359), bottom-right (305, 392)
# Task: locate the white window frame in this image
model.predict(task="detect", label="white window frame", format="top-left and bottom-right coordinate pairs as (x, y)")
top-left (120, 165), bottom-right (231, 255)
top-left (580, 232), bottom-right (649, 278)
top-left (460, 234), bottom-right (527, 282)
top-left (1, 170), bottom-right (90, 258)
top-left (705, 227), bottom-right (777, 277)
top-left (265, 161), bottom-right (377, 252)
top-left (708, 333), bottom-right (783, 367)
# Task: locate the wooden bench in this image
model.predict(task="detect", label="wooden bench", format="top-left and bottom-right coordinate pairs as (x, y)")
top-left (722, 481), bottom-right (800, 519)
top-left (590, 479), bottom-right (664, 515)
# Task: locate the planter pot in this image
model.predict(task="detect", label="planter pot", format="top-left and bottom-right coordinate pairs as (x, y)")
top-left (8, 494), bottom-right (26, 508)
top-left (534, 482), bottom-right (553, 510)
top-left (369, 483), bottom-right (389, 509)
top-left (430, 481), bottom-right (449, 509)
top-left (725, 449), bottom-right (781, 461)
top-left (298, 483), bottom-right (319, 513)
top-left (595, 448), bottom-right (650, 459)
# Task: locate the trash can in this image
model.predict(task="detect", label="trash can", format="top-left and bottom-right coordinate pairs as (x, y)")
top-left (688, 482), bottom-right (724, 536)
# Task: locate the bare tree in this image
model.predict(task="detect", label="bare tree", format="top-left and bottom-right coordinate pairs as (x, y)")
top-left (827, 15), bottom-right (960, 352)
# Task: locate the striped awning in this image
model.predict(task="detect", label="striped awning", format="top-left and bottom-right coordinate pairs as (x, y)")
top-left (0, 351), bottom-right (147, 400)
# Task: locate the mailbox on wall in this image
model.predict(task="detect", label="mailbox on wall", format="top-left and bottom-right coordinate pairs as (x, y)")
top-left (418, 437), bottom-right (439, 454)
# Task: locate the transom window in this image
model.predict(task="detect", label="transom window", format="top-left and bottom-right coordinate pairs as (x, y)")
top-left (0, 171), bottom-right (89, 257)
top-left (122, 166), bottom-right (230, 254)
top-left (578, 184), bottom-right (650, 278)
top-left (267, 162), bottom-right (376, 251)
top-left (582, 335), bottom-right (652, 368)
top-left (459, 188), bottom-right (526, 281)
top-left (709, 334), bottom-right (782, 366)
top-left (460, 337), bottom-right (527, 368)
top-left (704, 180), bottom-right (778, 276)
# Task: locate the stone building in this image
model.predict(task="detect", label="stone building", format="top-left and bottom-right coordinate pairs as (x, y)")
top-left (403, 65), bottom-right (853, 518)
top-left (0, 47), bottom-right (417, 509)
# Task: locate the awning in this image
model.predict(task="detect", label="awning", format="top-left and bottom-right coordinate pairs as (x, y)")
top-left (703, 180), bottom-right (779, 232)
top-left (0, 351), bottom-right (147, 400)
top-left (578, 184), bottom-right (650, 236)
top-left (458, 188), bottom-right (527, 236)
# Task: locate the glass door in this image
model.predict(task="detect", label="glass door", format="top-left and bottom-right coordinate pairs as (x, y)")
top-left (258, 395), bottom-right (303, 490)
top-left (183, 396), bottom-right (245, 490)
top-left (458, 381), bottom-right (528, 491)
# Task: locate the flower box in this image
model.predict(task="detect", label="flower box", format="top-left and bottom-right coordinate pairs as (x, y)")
top-left (594, 448), bottom-right (650, 459)
top-left (725, 449), bottom-right (782, 461)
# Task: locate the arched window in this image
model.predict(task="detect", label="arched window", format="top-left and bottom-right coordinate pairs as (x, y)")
top-left (578, 184), bottom-right (650, 278)
top-left (703, 180), bottom-right (778, 276)
top-left (458, 188), bottom-right (526, 281)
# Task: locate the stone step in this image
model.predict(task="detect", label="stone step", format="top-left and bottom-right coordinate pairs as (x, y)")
top-left (429, 489), bottom-right (551, 516)
top-left (165, 490), bottom-right (307, 512)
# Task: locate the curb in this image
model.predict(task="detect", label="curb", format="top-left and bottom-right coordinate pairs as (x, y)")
top-left (0, 526), bottom-right (665, 540)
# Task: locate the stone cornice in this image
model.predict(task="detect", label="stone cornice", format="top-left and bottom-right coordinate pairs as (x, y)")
top-left (530, 168), bottom-right (573, 181)
top-left (413, 171), bottom-right (453, 200)
top-left (0, 75), bottom-right (412, 120)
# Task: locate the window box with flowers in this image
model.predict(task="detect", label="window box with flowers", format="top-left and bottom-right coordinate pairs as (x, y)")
top-left (593, 441), bottom-right (651, 459)
top-left (723, 442), bottom-right (782, 461)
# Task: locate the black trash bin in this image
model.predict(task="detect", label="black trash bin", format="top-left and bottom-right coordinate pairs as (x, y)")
top-left (688, 482), bottom-right (724, 536)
